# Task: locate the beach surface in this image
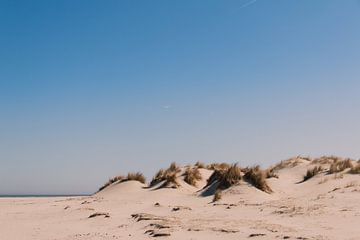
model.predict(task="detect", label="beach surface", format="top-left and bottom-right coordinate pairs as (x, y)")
top-left (1, 157), bottom-right (360, 240)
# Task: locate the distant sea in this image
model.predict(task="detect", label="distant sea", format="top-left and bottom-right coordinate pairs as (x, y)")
top-left (0, 194), bottom-right (90, 198)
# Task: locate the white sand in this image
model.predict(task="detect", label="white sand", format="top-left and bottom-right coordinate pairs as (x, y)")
top-left (1, 158), bottom-right (360, 239)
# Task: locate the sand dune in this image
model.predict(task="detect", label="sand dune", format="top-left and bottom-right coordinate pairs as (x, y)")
top-left (1, 156), bottom-right (360, 239)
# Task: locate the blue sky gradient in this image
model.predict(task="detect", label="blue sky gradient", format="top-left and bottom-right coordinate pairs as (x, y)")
top-left (1, 0), bottom-right (360, 194)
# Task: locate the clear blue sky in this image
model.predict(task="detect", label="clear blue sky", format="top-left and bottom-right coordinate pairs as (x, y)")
top-left (1, 0), bottom-right (360, 195)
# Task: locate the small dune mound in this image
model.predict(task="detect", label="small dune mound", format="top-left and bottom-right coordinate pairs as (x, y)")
top-left (150, 162), bottom-right (181, 189)
top-left (98, 175), bottom-right (124, 192)
top-left (98, 172), bottom-right (146, 192)
top-left (243, 166), bottom-right (272, 193)
top-left (183, 167), bottom-right (202, 186)
top-left (96, 180), bottom-right (145, 199)
top-left (303, 166), bottom-right (323, 182)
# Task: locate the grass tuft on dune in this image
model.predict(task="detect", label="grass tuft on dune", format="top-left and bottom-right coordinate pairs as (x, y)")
top-left (303, 166), bottom-right (323, 182)
top-left (183, 167), bottom-right (202, 186)
top-left (243, 166), bottom-right (273, 193)
top-left (98, 172), bottom-right (146, 192)
top-left (150, 162), bottom-right (181, 188)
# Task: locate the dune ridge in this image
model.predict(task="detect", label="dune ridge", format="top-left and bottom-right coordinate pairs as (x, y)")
top-left (1, 155), bottom-right (360, 240)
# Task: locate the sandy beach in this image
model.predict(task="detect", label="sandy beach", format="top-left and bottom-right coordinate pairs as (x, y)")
top-left (1, 156), bottom-right (359, 240)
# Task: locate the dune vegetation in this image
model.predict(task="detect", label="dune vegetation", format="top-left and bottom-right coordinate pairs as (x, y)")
top-left (213, 190), bottom-right (222, 202)
top-left (150, 162), bottom-right (181, 188)
top-left (243, 166), bottom-right (273, 193)
top-left (205, 163), bottom-right (241, 190)
top-left (303, 166), bottom-right (323, 182)
top-left (98, 175), bottom-right (124, 192)
top-left (98, 172), bottom-right (145, 192)
top-left (194, 161), bottom-right (206, 169)
top-left (328, 158), bottom-right (353, 174)
top-left (98, 155), bottom-right (358, 197)
top-left (183, 167), bottom-right (202, 186)
top-left (204, 163), bottom-right (273, 193)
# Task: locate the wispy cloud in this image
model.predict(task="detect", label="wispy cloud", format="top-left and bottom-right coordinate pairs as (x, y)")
top-left (162, 105), bottom-right (172, 110)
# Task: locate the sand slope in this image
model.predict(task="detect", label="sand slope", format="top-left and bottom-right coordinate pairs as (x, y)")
top-left (1, 157), bottom-right (360, 239)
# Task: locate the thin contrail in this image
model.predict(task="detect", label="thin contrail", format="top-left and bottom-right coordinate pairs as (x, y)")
top-left (239, 0), bottom-right (257, 10)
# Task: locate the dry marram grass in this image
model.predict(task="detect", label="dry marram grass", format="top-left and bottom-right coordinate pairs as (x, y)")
top-left (98, 172), bottom-right (146, 192)
top-left (168, 162), bottom-right (180, 173)
top-left (272, 157), bottom-right (305, 171)
top-left (204, 164), bottom-right (241, 190)
top-left (98, 175), bottom-right (124, 192)
top-left (183, 167), bottom-right (202, 186)
top-left (329, 159), bottom-right (353, 174)
top-left (124, 172), bottom-right (146, 184)
top-left (150, 162), bottom-right (181, 188)
top-left (265, 167), bottom-right (279, 179)
top-left (312, 155), bottom-right (342, 165)
top-left (303, 166), bottom-right (323, 182)
top-left (206, 162), bottom-right (230, 171)
top-left (243, 166), bottom-right (272, 193)
top-left (160, 172), bottom-right (179, 188)
top-left (213, 190), bottom-right (222, 202)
